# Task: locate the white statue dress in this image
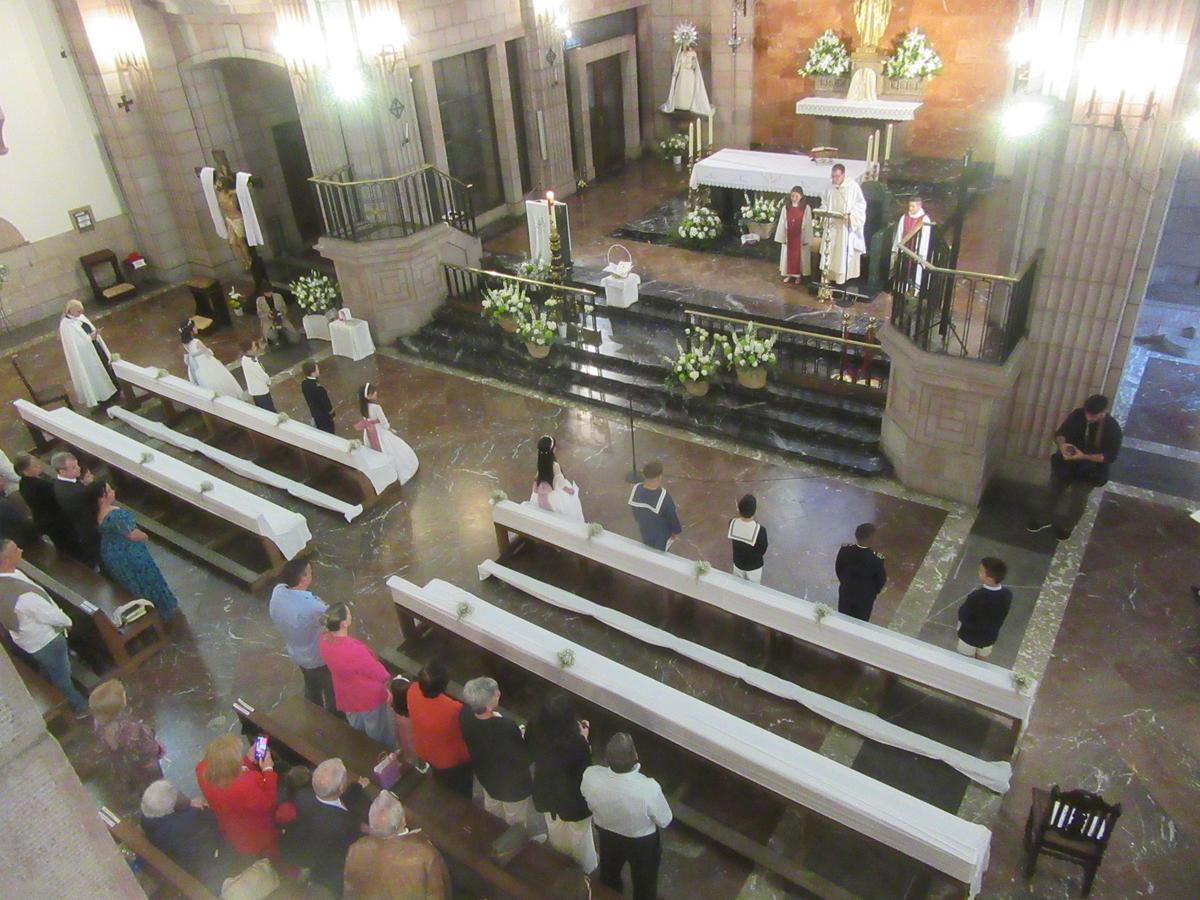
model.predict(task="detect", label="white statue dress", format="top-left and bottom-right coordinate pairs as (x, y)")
top-left (183, 338), bottom-right (246, 399)
top-left (661, 47), bottom-right (714, 116)
top-left (530, 462), bottom-right (585, 523)
top-left (360, 402), bottom-right (419, 485)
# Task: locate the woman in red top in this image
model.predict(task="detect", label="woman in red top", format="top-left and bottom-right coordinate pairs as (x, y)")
top-left (406, 658), bottom-right (473, 797)
top-left (317, 603), bottom-right (398, 749)
top-left (195, 733), bottom-right (278, 858)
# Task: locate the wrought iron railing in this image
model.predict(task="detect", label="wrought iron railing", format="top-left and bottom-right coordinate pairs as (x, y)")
top-left (889, 246), bottom-right (1041, 362)
top-left (682, 308), bottom-right (888, 393)
top-left (442, 263), bottom-right (600, 347)
top-left (309, 165), bottom-right (477, 242)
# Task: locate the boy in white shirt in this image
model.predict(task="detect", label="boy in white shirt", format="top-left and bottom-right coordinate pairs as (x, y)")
top-left (240, 339), bottom-right (276, 412)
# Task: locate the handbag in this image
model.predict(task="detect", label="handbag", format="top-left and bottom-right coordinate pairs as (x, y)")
top-left (374, 751), bottom-right (405, 789)
top-left (114, 598), bottom-right (156, 626)
top-left (220, 858), bottom-right (279, 900)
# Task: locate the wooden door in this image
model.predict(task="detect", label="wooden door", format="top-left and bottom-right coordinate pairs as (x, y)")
top-left (588, 54), bottom-right (625, 178)
top-left (271, 120), bottom-right (322, 245)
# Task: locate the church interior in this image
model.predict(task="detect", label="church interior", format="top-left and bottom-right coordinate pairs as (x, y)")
top-left (1, 1), bottom-right (1199, 898)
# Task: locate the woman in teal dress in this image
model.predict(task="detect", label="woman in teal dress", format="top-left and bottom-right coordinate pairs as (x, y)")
top-left (93, 480), bottom-right (179, 621)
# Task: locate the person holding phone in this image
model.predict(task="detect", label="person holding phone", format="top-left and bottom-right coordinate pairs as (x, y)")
top-left (195, 733), bottom-right (280, 858)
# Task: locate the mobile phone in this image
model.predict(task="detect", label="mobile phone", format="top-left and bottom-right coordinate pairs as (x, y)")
top-left (252, 735), bottom-right (268, 761)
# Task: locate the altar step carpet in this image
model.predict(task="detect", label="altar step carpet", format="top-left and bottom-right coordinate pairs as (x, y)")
top-left (398, 302), bottom-right (890, 477)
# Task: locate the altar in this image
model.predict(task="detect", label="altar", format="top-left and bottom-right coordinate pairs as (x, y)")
top-left (795, 96), bottom-right (921, 163)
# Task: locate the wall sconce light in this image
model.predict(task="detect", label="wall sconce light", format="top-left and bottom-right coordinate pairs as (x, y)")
top-left (1000, 96), bottom-right (1053, 138)
top-left (275, 14), bottom-right (324, 83)
top-left (1078, 35), bottom-right (1185, 130)
top-left (534, 0), bottom-right (572, 41)
top-left (359, 8), bottom-right (409, 74)
top-left (86, 9), bottom-right (148, 73)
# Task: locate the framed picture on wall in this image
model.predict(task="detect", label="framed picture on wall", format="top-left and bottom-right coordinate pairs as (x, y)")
top-left (69, 206), bottom-right (95, 233)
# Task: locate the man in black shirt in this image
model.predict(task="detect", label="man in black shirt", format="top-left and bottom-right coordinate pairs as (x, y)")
top-left (956, 557), bottom-right (1012, 659)
top-left (459, 676), bottom-right (537, 832)
top-left (50, 451), bottom-right (100, 568)
top-left (1028, 394), bottom-right (1123, 540)
top-left (15, 454), bottom-right (84, 559)
top-left (835, 523), bottom-right (886, 622)
top-left (301, 361), bottom-right (336, 434)
top-left (727, 494), bottom-right (768, 583)
top-left (279, 758), bottom-right (368, 896)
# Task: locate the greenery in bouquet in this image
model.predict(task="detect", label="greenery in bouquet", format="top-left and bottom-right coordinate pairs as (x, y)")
top-left (289, 270), bottom-right (340, 314)
top-left (481, 282), bottom-right (531, 324)
top-left (666, 327), bottom-right (723, 387)
top-left (882, 28), bottom-right (942, 80)
top-left (678, 206), bottom-right (722, 244)
top-left (516, 257), bottom-right (551, 280)
top-left (740, 192), bottom-right (783, 224)
top-left (515, 305), bottom-right (558, 347)
top-left (799, 29), bottom-right (851, 77)
top-left (724, 322), bottom-right (778, 372)
top-left (227, 287), bottom-right (243, 312)
top-left (659, 133), bottom-right (689, 160)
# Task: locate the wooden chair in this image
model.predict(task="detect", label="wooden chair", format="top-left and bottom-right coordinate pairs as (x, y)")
top-left (11, 355), bottom-right (73, 410)
top-left (79, 249), bottom-right (136, 304)
top-left (1024, 785), bottom-right (1122, 896)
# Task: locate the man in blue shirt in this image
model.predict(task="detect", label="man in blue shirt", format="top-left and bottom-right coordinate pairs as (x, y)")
top-left (269, 558), bottom-right (335, 710)
top-left (628, 461), bottom-right (682, 552)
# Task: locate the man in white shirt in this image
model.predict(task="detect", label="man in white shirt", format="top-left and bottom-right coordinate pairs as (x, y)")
top-left (240, 338), bottom-right (276, 412)
top-left (581, 732), bottom-right (672, 900)
top-left (0, 538), bottom-right (88, 713)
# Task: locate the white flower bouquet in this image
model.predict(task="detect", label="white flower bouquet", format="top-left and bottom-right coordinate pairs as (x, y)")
top-left (516, 257), bottom-right (551, 280)
top-left (227, 287), bottom-right (243, 312)
top-left (677, 206), bottom-right (723, 244)
top-left (666, 327), bottom-right (722, 386)
top-left (515, 306), bottom-right (558, 347)
top-left (882, 28), bottom-right (942, 80)
top-left (481, 282), bottom-right (531, 324)
top-left (799, 29), bottom-right (851, 77)
top-left (289, 270), bottom-right (340, 314)
top-left (740, 192), bottom-right (783, 224)
top-left (724, 322), bottom-right (778, 372)
top-left (659, 133), bottom-right (688, 159)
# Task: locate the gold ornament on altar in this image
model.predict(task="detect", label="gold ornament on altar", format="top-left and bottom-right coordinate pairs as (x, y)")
top-left (853, 0), bottom-right (893, 53)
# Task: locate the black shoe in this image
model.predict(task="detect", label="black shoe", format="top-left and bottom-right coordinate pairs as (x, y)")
top-left (1026, 520), bottom-right (1052, 533)
top-left (1053, 526), bottom-right (1072, 541)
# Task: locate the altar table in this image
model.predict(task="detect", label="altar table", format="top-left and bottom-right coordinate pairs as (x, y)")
top-left (689, 148), bottom-right (871, 198)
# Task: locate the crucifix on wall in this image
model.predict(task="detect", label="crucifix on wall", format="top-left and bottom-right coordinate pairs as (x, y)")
top-left (196, 150), bottom-right (268, 290)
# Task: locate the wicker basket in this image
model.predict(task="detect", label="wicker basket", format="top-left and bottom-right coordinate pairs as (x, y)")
top-left (606, 244), bottom-right (633, 277)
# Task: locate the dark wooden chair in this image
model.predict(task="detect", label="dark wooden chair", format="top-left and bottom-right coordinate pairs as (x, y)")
top-left (11, 354), bottom-right (73, 411)
top-left (1024, 785), bottom-right (1122, 896)
top-left (79, 249), bottom-right (135, 304)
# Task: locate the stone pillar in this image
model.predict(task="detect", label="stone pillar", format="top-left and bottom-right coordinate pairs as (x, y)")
top-left (879, 325), bottom-right (1028, 505)
top-left (0, 653), bottom-right (145, 896)
top-left (516, 0), bottom-right (575, 196)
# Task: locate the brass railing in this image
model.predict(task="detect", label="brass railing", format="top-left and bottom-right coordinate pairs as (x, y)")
top-left (443, 263), bottom-right (599, 347)
top-left (309, 164), bottom-right (476, 241)
top-left (683, 308), bottom-right (888, 392)
top-left (889, 245), bottom-right (1040, 362)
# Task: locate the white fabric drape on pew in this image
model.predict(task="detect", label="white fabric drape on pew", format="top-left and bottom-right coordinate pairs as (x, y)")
top-left (15, 400), bottom-right (310, 560)
top-left (491, 501), bottom-right (1034, 722)
top-left (389, 576), bottom-right (991, 895)
top-left (108, 406), bottom-right (363, 522)
top-left (479, 559), bottom-right (1011, 793)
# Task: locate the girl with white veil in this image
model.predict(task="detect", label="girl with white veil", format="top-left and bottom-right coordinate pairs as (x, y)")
top-left (179, 319), bottom-right (245, 399)
top-left (354, 382), bottom-right (419, 485)
top-left (530, 435), bottom-right (584, 523)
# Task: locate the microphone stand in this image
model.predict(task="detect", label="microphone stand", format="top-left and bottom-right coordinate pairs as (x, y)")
top-left (624, 397), bottom-right (641, 484)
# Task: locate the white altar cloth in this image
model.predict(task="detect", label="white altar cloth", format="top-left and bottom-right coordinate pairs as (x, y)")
top-left (795, 96), bottom-right (922, 121)
top-left (14, 400), bottom-right (311, 560)
top-left (329, 318), bottom-right (375, 362)
top-left (492, 501), bottom-right (1034, 723)
top-left (479, 559), bottom-right (1011, 793)
top-left (689, 148), bottom-right (871, 197)
top-left (389, 575), bottom-right (991, 894)
top-left (113, 360), bottom-right (398, 495)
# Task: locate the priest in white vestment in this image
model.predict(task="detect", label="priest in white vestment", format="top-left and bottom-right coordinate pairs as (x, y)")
top-left (891, 196), bottom-right (933, 296)
top-left (58, 300), bottom-right (118, 407)
top-left (816, 165), bottom-right (868, 285)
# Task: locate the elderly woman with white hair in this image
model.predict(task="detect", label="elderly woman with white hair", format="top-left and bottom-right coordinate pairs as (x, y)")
top-left (58, 299), bottom-right (118, 407)
top-left (140, 779), bottom-right (226, 889)
top-left (343, 791), bottom-right (451, 899)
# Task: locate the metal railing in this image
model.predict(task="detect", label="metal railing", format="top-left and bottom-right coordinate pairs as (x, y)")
top-left (889, 246), bottom-right (1041, 363)
top-left (309, 164), bottom-right (477, 242)
top-left (683, 308), bottom-right (888, 393)
top-left (443, 263), bottom-right (600, 347)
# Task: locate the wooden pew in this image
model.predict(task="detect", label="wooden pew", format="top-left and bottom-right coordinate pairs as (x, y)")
top-left (233, 695), bottom-right (615, 900)
top-left (19, 543), bottom-right (166, 674)
top-left (99, 807), bottom-right (219, 900)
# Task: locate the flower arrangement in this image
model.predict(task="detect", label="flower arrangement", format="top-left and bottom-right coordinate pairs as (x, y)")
top-left (673, 21), bottom-right (699, 47)
top-left (347, 439), bottom-right (363, 452)
top-left (586, 522), bottom-right (604, 539)
top-left (678, 206), bottom-right (723, 244)
top-left (110, 352), bottom-right (123, 363)
top-left (1011, 672), bottom-right (1034, 695)
top-left (456, 601), bottom-right (474, 621)
top-left (666, 327), bottom-right (723, 387)
top-left (488, 489), bottom-right (509, 505)
top-left (557, 648), bottom-right (577, 669)
top-left (275, 412), bottom-right (290, 425)
top-left (139, 451), bottom-right (154, 464)
top-left (481, 283), bottom-right (531, 324)
top-left (799, 29), bottom-right (851, 77)
top-left (515, 306), bottom-right (558, 348)
top-left (154, 368), bottom-right (169, 379)
top-left (813, 603), bottom-right (833, 624)
top-left (694, 560), bottom-right (711, 578)
top-left (227, 288), bottom-right (243, 313)
top-left (740, 192), bottom-right (783, 224)
top-left (198, 481), bottom-right (214, 494)
top-left (882, 28), bottom-right (942, 80)
top-left (659, 133), bottom-right (688, 160)
top-left (724, 322), bottom-right (778, 372)
top-left (289, 270), bottom-right (340, 314)
top-left (516, 257), bottom-right (551, 280)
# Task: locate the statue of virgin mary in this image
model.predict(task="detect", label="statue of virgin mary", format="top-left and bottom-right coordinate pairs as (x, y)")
top-left (661, 22), bottom-right (714, 116)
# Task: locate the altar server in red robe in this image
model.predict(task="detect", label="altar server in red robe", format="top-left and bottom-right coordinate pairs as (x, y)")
top-left (774, 186), bottom-right (813, 284)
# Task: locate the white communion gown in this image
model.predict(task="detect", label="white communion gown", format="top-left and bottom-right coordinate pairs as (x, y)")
top-left (530, 462), bottom-right (585, 523)
top-left (365, 402), bottom-right (419, 485)
top-left (183, 338), bottom-right (246, 399)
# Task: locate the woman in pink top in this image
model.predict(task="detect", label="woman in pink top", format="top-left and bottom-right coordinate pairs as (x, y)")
top-left (317, 603), bottom-right (398, 749)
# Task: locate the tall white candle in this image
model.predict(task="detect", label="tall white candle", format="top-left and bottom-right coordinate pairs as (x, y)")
top-left (874, 129), bottom-right (882, 164)
top-left (866, 133), bottom-right (875, 165)
top-left (884, 123), bottom-right (894, 162)
top-left (688, 121), bottom-right (694, 160)
top-left (708, 113), bottom-right (714, 148)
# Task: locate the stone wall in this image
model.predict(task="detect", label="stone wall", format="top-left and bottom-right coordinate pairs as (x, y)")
top-left (1148, 149), bottom-right (1200, 303)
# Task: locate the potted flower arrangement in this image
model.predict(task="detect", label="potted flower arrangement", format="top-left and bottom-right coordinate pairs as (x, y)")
top-left (740, 193), bottom-right (783, 241)
top-left (515, 305), bottom-right (558, 359)
top-left (677, 205), bottom-right (723, 247)
top-left (881, 28), bottom-right (942, 96)
top-left (289, 270), bottom-right (340, 341)
top-left (516, 257), bottom-right (551, 280)
top-left (481, 282), bottom-right (531, 333)
top-left (227, 287), bottom-right (244, 317)
top-left (660, 133), bottom-right (689, 170)
top-left (800, 29), bottom-right (851, 94)
top-left (724, 322), bottom-right (778, 389)
top-left (666, 327), bottom-right (724, 397)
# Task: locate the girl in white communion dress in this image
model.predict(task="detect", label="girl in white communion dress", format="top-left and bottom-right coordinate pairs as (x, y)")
top-left (529, 435), bottom-right (584, 523)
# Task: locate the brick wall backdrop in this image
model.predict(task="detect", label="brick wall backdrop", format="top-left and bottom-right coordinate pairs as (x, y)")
top-left (750, 0), bottom-right (1018, 160)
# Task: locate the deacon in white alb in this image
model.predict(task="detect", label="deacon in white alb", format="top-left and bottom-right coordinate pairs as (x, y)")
top-left (58, 300), bottom-right (118, 408)
top-left (890, 195), bottom-right (933, 296)
top-left (816, 164), bottom-right (868, 285)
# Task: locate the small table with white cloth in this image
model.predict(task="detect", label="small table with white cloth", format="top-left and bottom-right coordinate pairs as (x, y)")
top-left (329, 317), bottom-right (375, 361)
